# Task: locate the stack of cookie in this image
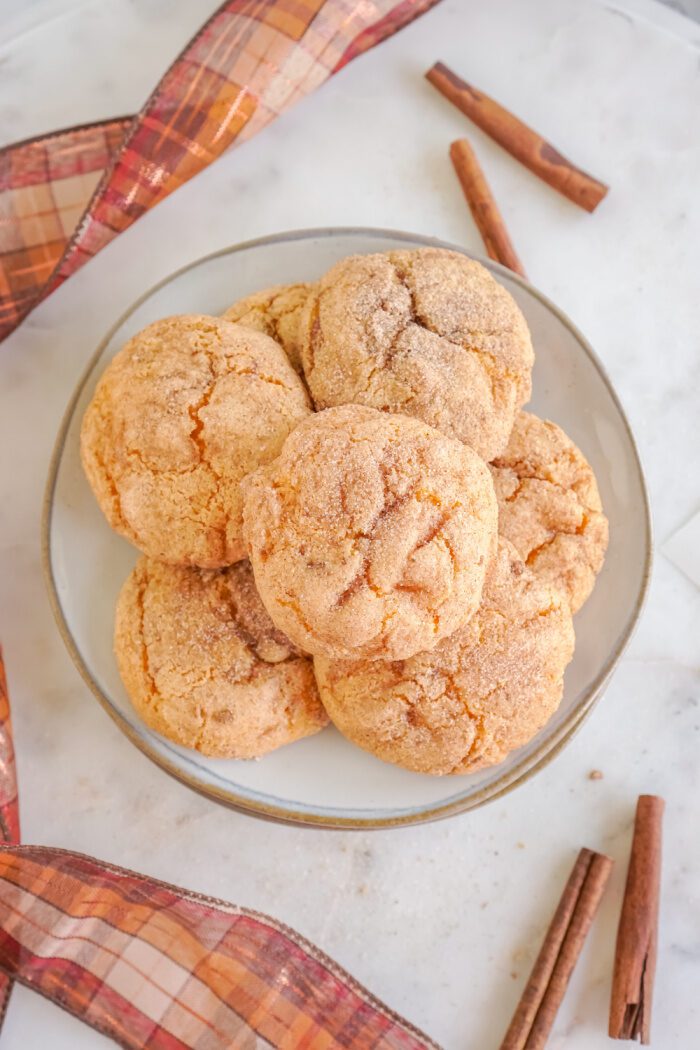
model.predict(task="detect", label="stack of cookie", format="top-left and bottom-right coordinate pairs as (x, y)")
top-left (81, 249), bottom-right (608, 776)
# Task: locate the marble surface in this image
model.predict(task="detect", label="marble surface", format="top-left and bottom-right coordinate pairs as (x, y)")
top-left (0, 0), bottom-right (699, 1047)
top-left (660, 0), bottom-right (700, 21)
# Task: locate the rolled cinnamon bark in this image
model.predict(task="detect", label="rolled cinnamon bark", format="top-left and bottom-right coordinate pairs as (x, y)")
top-left (427, 62), bottom-right (608, 213)
top-left (449, 138), bottom-right (526, 277)
top-left (500, 848), bottom-right (613, 1050)
top-left (609, 795), bottom-right (664, 1043)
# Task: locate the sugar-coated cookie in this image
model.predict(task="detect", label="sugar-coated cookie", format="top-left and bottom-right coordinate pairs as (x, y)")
top-left (242, 404), bottom-right (497, 661)
top-left (491, 412), bottom-right (608, 613)
top-left (299, 249), bottom-right (533, 460)
top-left (314, 540), bottom-right (575, 775)
top-left (223, 283), bottom-right (311, 374)
top-left (81, 315), bottom-right (311, 568)
top-left (114, 558), bottom-right (327, 757)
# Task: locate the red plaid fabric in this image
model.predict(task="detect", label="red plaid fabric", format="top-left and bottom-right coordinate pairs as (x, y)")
top-left (0, 655), bottom-right (438, 1047)
top-left (0, 654), bottom-right (20, 857)
top-left (0, 652), bottom-right (19, 1027)
top-left (0, 0), bottom-right (440, 343)
top-left (0, 845), bottom-right (439, 1049)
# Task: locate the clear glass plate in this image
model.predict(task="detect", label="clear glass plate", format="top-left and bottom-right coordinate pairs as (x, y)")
top-left (43, 228), bottom-right (651, 828)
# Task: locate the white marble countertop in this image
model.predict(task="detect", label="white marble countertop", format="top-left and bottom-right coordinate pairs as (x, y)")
top-left (1, 1), bottom-right (699, 1046)
top-left (659, 0), bottom-right (700, 20)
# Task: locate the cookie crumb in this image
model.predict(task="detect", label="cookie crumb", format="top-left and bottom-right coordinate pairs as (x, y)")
top-left (588, 769), bottom-right (604, 780)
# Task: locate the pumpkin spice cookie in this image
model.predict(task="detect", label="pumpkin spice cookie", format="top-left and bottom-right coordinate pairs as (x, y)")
top-left (223, 282), bottom-right (311, 374)
top-left (491, 411), bottom-right (608, 613)
top-left (81, 315), bottom-right (312, 568)
top-left (299, 248), bottom-right (534, 460)
top-left (115, 558), bottom-right (327, 758)
top-left (242, 404), bottom-right (498, 662)
top-left (314, 539), bottom-right (575, 776)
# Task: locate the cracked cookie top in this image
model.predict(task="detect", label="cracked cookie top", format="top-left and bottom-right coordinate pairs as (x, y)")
top-left (81, 315), bottom-right (312, 568)
top-left (114, 557), bottom-right (328, 758)
top-left (242, 404), bottom-right (498, 661)
top-left (314, 539), bottom-right (575, 775)
top-left (491, 412), bottom-right (608, 613)
top-left (299, 248), bottom-right (534, 460)
top-left (223, 283), bottom-right (311, 374)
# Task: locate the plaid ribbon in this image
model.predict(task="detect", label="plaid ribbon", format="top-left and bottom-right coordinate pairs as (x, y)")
top-left (0, 663), bottom-right (438, 1048)
top-left (0, 653), bottom-right (19, 1028)
top-left (0, 0), bottom-right (439, 344)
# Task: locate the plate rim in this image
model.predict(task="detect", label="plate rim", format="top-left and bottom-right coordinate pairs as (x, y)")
top-left (41, 225), bottom-right (653, 830)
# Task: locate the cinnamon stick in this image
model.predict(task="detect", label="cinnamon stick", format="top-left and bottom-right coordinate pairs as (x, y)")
top-left (426, 62), bottom-right (608, 213)
top-left (499, 848), bottom-right (613, 1050)
top-left (609, 795), bottom-right (664, 1043)
top-left (449, 138), bottom-right (526, 277)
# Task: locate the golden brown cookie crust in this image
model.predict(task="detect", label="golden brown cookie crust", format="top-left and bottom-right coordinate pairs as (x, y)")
top-left (114, 558), bottom-right (327, 758)
top-left (81, 315), bottom-right (311, 568)
top-left (491, 411), bottom-right (608, 613)
top-left (299, 248), bottom-right (533, 460)
top-left (242, 404), bottom-right (498, 661)
top-left (314, 539), bottom-right (575, 776)
top-left (223, 283), bottom-right (311, 374)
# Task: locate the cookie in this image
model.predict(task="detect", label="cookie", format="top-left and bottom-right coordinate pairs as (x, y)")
top-left (223, 283), bottom-right (311, 373)
top-left (81, 315), bottom-right (312, 568)
top-left (314, 540), bottom-right (575, 776)
top-left (114, 558), bottom-right (328, 758)
top-left (299, 248), bottom-right (533, 460)
top-left (491, 411), bottom-right (608, 613)
top-left (242, 404), bottom-right (497, 661)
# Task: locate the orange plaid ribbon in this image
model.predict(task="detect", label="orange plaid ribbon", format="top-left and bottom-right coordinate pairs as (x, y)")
top-left (0, 0), bottom-right (439, 344)
top-left (0, 660), bottom-right (439, 1048)
top-left (0, 654), bottom-right (19, 1031)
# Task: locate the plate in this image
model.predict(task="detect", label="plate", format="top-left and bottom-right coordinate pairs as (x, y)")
top-left (43, 228), bottom-right (651, 829)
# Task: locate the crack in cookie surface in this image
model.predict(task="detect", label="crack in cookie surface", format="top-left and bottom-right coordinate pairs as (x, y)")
top-left (243, 404), bottom-right (497, 661)
top-left (81, 314), bottom-right (311, 568)
top-left (114, 558), bottom-right (327, 758)
top-left (299, 249), bottom-right (534, 460)
top-left (223, 283), bottom-right (311, 374)
top-left (491, 411), bottom-right (608, 613)
top-left (313, 539), bottom-right (575, 775)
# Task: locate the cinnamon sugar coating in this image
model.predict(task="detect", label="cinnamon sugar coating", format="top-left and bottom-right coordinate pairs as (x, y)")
top-left (81, 315), bottom-right (312, 568)
top-left (491, 412), bottom-right (608, 613)
top-left (242, 405), bottom-right (498, 661)
top-left (299, 248), bottom-right (533, 460)
top-left (223, 283), bottom-right (311, 374)
top-left (114, 558), bottom-right (327, 758)
top-left (314, 539), bottom-right (575, 775)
